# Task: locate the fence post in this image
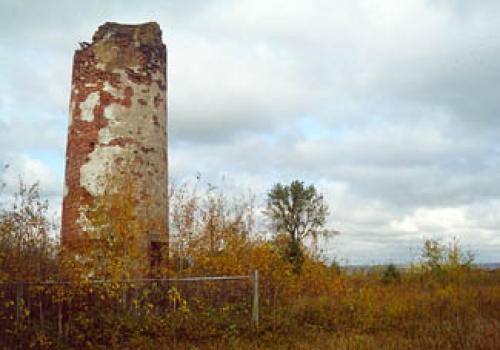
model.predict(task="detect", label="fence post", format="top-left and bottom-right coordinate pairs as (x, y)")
top-left (252, 270), bottom-right (259, 331)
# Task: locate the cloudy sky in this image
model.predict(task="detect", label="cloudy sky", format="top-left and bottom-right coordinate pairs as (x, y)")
top-left (1, 0), bottom-right (499, 264)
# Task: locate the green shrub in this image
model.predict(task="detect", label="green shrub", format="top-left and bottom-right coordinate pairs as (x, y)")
top-left (382, 264), bottom-right (401, 284)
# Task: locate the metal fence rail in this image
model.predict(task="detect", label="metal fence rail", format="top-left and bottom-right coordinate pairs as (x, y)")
top-left (0, 271), bottom-right (259, 347)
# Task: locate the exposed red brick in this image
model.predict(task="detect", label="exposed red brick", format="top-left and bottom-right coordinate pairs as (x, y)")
top-left (124, 86), bottom-right (134, 97)
top-left (61, 22), bottom-right (169, 276)
top-left (153, 93), bottom-right (163, 108)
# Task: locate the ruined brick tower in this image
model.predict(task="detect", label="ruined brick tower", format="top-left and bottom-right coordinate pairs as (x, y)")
top-left (61, 22), bottom-right (168, 276)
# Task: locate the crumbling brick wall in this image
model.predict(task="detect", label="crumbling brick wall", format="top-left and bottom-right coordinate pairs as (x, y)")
top-left (61, 22), bottom-right (168, 275)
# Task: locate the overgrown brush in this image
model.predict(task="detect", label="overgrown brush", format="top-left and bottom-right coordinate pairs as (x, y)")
top-left (1, 179), bottom-right (499, 348)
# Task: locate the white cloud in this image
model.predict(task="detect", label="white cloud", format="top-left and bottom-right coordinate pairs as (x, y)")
top-left (390, 207), bottom-right (468, 235)
top-left (1, 0), bottom-right (500, 263)
top-left (1, 155), bottom-right (62, 198)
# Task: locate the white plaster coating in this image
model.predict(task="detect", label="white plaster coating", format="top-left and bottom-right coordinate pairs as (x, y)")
top-left (76, 204), bottom-right (104, 238)
top-left (63, 183), bottom-right (68, 198)
top-left (79, 91), bottom-right (100, 122)
top-left (77, 205), bottom-right (92, 233)
top-left (95, 63), bottom-right (107, 71)
top-left (97, 70), bottom-right (167, 147)
top-left (97, 119), bottom-right (117, 144)
top-left (80, 145), bottom-right (124, 196)
top-left (103, 81), bottom-right (115, 94)
top-left (77, 65), bottom-right (168, 235)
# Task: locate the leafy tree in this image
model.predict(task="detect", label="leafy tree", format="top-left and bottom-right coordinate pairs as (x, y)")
top-left (0, 180), bottom-right (56, 282)
top-left (169, 178), bottom-right (255, 275)
top-left (265, 180), bottom-right (336, 273)
top-left (419, 237), bottom-right (475, 281)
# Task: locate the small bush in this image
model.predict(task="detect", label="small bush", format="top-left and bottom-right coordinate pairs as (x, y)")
top-left (382, 264), bottom-right (401, 284)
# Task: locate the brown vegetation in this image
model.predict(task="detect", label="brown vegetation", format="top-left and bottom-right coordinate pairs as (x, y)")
top-left (0, 179), bottom-right (499, 349)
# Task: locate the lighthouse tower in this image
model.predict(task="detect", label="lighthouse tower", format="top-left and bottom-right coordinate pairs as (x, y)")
top-left (61, 22), bottom-right (168, 276)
